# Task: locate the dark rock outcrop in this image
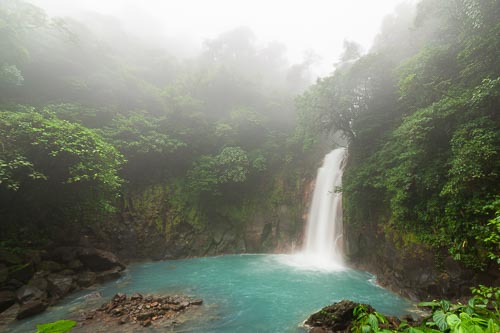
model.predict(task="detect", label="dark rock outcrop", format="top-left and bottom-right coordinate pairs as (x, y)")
top-left (304, 300), bottom-right (403, 333)
top-left (47, 274), bottom-right (74, 299)
top-left (0, 246), bottom-right (126, 320)
top-left (344, 222), bottom-right (500, 301)
top-left (16, 299), bottom-right (48, 319)
top-left (78, 248), bottom-right (125, 272)
top-left (305, 300), bottom-right (365, 332)
top-left (0, 291), bottom-right (16, 312)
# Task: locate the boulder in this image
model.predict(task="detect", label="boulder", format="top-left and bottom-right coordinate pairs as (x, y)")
top-left (190, 299), bottom-right (203, 306)
top-left (305, 300), bottom-right (368, 332)
top-left (28, 276), bottom-right (49, 292)
top-left (16, 285), bottom-right (46, 303)
top-left (77, 248), bottom-right (125, 272)
top-left (0, 291), bottom-right (16, 313)
top-left (0, 303), bottom-right (19, 331)
top-left (16, 299), bottom-right (48, 319)
top-left (95, 267), bottom-right (122, 283)
top-left (76, 271), bottom-right (97, 287)
top-left (130, 293), bottom-right (143, 301)
top-left (47, 274), bottom-right (74, 299)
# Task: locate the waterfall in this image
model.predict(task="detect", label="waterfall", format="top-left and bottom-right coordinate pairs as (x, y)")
top-left (282, 148), bottom-right (347, 271)
top-left (302, 148), bottom-right (346, 268)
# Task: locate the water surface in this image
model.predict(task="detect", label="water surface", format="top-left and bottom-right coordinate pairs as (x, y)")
top-left (9, 254), bottom-right (412, 332)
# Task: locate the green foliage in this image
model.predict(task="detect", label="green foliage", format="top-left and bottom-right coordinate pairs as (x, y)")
top-left (329, 0), bottom-right (500, 270)
top-left (351, 290), bottom-right (500, 332)
top-left (416, 289), bottom-right (500, 333)
top-left (352, 304), bottom-right (392, 333)
top-left (35, 320), bottom-right (76, 333)
top-left (0, 107), bottom-right (123, 192)
top-left (187, 146), bottom-right (250, 194)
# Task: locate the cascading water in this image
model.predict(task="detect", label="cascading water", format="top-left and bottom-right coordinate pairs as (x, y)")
top-left (284, 148), bottom-right (347, 271)
top-left (302, 148), bottom-right (346, 269)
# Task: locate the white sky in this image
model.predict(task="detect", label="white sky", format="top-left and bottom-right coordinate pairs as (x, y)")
top-left (31, 0), bottom-right (410, 76)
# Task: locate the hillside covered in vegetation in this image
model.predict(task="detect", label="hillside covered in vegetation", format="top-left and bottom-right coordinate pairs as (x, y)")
top-left (297, 0), bottom-right (499, 298)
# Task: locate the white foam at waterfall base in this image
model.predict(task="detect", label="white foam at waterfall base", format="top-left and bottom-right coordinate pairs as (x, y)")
top-left (283, 148), bottom-right (347, 272)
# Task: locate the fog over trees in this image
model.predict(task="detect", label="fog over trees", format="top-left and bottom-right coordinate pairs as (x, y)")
top-left (0, 2), bottom-right (499, 329)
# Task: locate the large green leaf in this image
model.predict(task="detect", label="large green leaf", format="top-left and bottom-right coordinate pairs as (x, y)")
top-left (446, 314), bottom-right (461, 332)
top-left (36, 320), bottom-right (76, 333)
top-left (432, 310), bottom-right (448, 331)
top-left (367, 313), bottom-right (379, 330)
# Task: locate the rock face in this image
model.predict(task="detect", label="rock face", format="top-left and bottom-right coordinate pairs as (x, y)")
top-left (0, 291), bottom-right (16, 312)
top-left (98, 175), bottom-right (316, 260)
top-left (77, 248), bottom-right (125, 272)
top-left (0, 246), bottom-right (126, 320)
top-left (344, 222), bottom-right (500, 301)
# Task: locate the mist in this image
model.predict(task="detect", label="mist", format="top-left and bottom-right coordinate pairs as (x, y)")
top-left (28, 0), bottom-right (411, 76)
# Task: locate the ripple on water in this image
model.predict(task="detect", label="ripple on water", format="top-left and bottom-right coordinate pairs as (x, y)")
top-left (8, 254), bottom-right (413, 333)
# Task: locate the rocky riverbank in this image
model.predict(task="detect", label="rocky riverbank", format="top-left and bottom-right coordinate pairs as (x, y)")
top-left (0, 246), bottom-right (125, 321)
top-left (78, 292), bottom-right (203, 330)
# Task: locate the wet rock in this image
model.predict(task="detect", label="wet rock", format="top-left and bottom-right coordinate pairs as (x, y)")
top-left (16, 285), bottom-right (45, 303)
top-left (84, 293), bottom-right (202, 329)
top-left (76, 271), bottom-right (96, 287)
top-left (0, 303), bottom-right (19, 331)
top-left (28, 276), bottom-right (49, 292)
top-left (47, 274), bottom-right (74, 299)
top-left (95, 267), bottom-right (122, 283)
top-left (137, 311), bottom-right (154, 321)
top-left (83, 291), bottom-right (102, 301)
top-left (141, 318), bottom-right (152, 327)
top-left (131, 293), bottom-right (143, 301)
top-left (112, 293), bottom-right (126, 303)
top-left (16, 299), bottom-right (48, 319)
top-left (310, 328), bottom-right (329, 333)
top-left (190, 299), bottom-right (203, 306)
top-left (305, 300), bottom-right (368, 332)
top-left (0, 291), bottom-right (16, 313)
top-left (78, 248), bottom-right (125, 272)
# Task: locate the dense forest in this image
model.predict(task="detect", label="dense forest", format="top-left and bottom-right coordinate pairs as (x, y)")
top-left (1, 0), bottom-right (500, 332)
top-left (0, 0), bottom-right (321, 258)
top-left (0, 0), bottom-right (499, 325)
top-left (298, 0), bottom-right (499, 276)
